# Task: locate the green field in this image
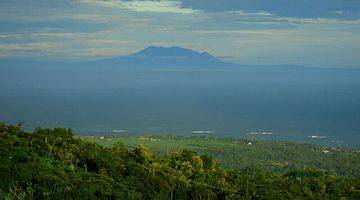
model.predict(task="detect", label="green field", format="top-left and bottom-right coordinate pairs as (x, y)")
top-left (84, 135), bottom-right (360, 178)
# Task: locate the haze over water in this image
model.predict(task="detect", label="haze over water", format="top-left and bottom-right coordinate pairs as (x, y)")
top-left (1, 66), bottom-right (359, 148)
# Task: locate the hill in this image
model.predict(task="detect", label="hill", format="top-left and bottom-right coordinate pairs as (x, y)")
top-left (0, 46), bottom-right (307, 70)
top-left (1, 122), bottom-right (359, 199)
top-left (0, 46), bottom-right (237, 69)
top-left (89, 45), bottom-right (238, 68)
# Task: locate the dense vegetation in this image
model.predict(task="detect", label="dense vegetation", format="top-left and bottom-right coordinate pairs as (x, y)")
top-left (1, 123), bottom-right (360, 199)
top-left (86, 134), bottom-right (360, 179)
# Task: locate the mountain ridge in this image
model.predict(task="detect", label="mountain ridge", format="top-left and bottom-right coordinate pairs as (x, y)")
top-left (133, 45), bottom-right (214, 58)
top-left (0, 46), bottom-right (308, 70)
top-left (98, 45), bottom-right (236, 67)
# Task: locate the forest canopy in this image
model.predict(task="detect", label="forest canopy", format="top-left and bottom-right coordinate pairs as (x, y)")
top-left (0, 122), bottom-right (359, 199)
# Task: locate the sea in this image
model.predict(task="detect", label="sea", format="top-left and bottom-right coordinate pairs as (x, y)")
top-left (1, 65), bottom-right (359, 148)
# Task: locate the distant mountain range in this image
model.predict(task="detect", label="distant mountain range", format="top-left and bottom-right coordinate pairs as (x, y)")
top-left (0, 46), bottom-right (305, 70)
top-left (90, 46), bottom-right (237, 68)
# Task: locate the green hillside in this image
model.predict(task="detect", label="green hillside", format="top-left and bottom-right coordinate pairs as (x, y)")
top-left (85, 134), bottom-right (360, 179)
top-left (1, 122), bottom-right (359, 199)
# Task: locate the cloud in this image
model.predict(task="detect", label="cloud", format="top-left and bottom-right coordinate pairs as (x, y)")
top-left (31, 32), bottom-right (78, 39)
top-left (334, 10), bottom-right (344, 15)
top-left (1, 0), bottom-right (359, 67)
top-left (223, 10), bottom-right (274, 16)
top-left (0, 12), bottom-right (115, 25)
top-left (78, 0), bottom-right (197, 14)
top-left (180, 0), bottom-right (360, 19)
top-left (191, 30), bottom-right (289, 36)
top-left (0, 42), bottom-right (64, 53)
top-left (273, 17), bottom-right (360, 25)
top-left (212, 10), bottom-right (360, 26)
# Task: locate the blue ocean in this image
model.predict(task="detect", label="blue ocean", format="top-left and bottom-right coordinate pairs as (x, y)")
top-left (1, 66), bottom-right (359, 148)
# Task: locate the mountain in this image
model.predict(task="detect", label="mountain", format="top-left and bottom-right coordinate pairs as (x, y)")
top-left (93, 46), bottom-right (238, 68)
top-left (0, 46), bottom-right (305, 70)
top-left (0, 46), bottom-right (237, 70)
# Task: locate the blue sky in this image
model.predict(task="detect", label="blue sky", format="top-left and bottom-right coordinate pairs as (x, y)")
top-left (0, 0), bottom-right (359, 68)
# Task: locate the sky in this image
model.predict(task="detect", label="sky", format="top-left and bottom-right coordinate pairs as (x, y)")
top-left (0, 0), bottom-right (359, 68)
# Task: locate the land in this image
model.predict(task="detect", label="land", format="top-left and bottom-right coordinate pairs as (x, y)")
top-left (1, 123), bottom-right (360, 199)
top-left (84, 134), bottom-right (360, 179)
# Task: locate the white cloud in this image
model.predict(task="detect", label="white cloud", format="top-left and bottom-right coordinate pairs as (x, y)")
top-left (78, 0), bottom-right (197, 14)
top-left (214, 10), bottom-right (360, 25)
top-left (222, 10), bottom-right (274, 16)
top-left (68, 14), bottom-right (114, 23)
top-left (0, 42), bottom-right (64, 52)
top-left (192, 30), bottom-right (291, 36)
top-left (275, 17), bottom-right (360, 25)
top-left (334, 10), bottom-right (344, 15)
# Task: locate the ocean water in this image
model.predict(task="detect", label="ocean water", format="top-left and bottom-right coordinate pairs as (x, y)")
top-left (1, 66), bottom-right (360, 148)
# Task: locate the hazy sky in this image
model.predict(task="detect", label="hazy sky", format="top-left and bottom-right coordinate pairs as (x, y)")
top-left (0, 0), bottom-right (359, 68)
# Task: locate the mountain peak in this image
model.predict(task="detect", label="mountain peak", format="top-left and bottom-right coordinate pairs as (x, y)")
top-left (134, 45), bottom-right (207, 58)
top-left (98, 46), bottom-right (237, 67)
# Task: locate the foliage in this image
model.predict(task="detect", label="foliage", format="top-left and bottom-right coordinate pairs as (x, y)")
top-left (1, 122), bottom-right (359, 199)
top-left (87, 134), bottom-right (360, 178)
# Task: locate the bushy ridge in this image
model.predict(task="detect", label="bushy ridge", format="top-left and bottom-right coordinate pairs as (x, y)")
top-left (0, 123), bottom-right (359, 199)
